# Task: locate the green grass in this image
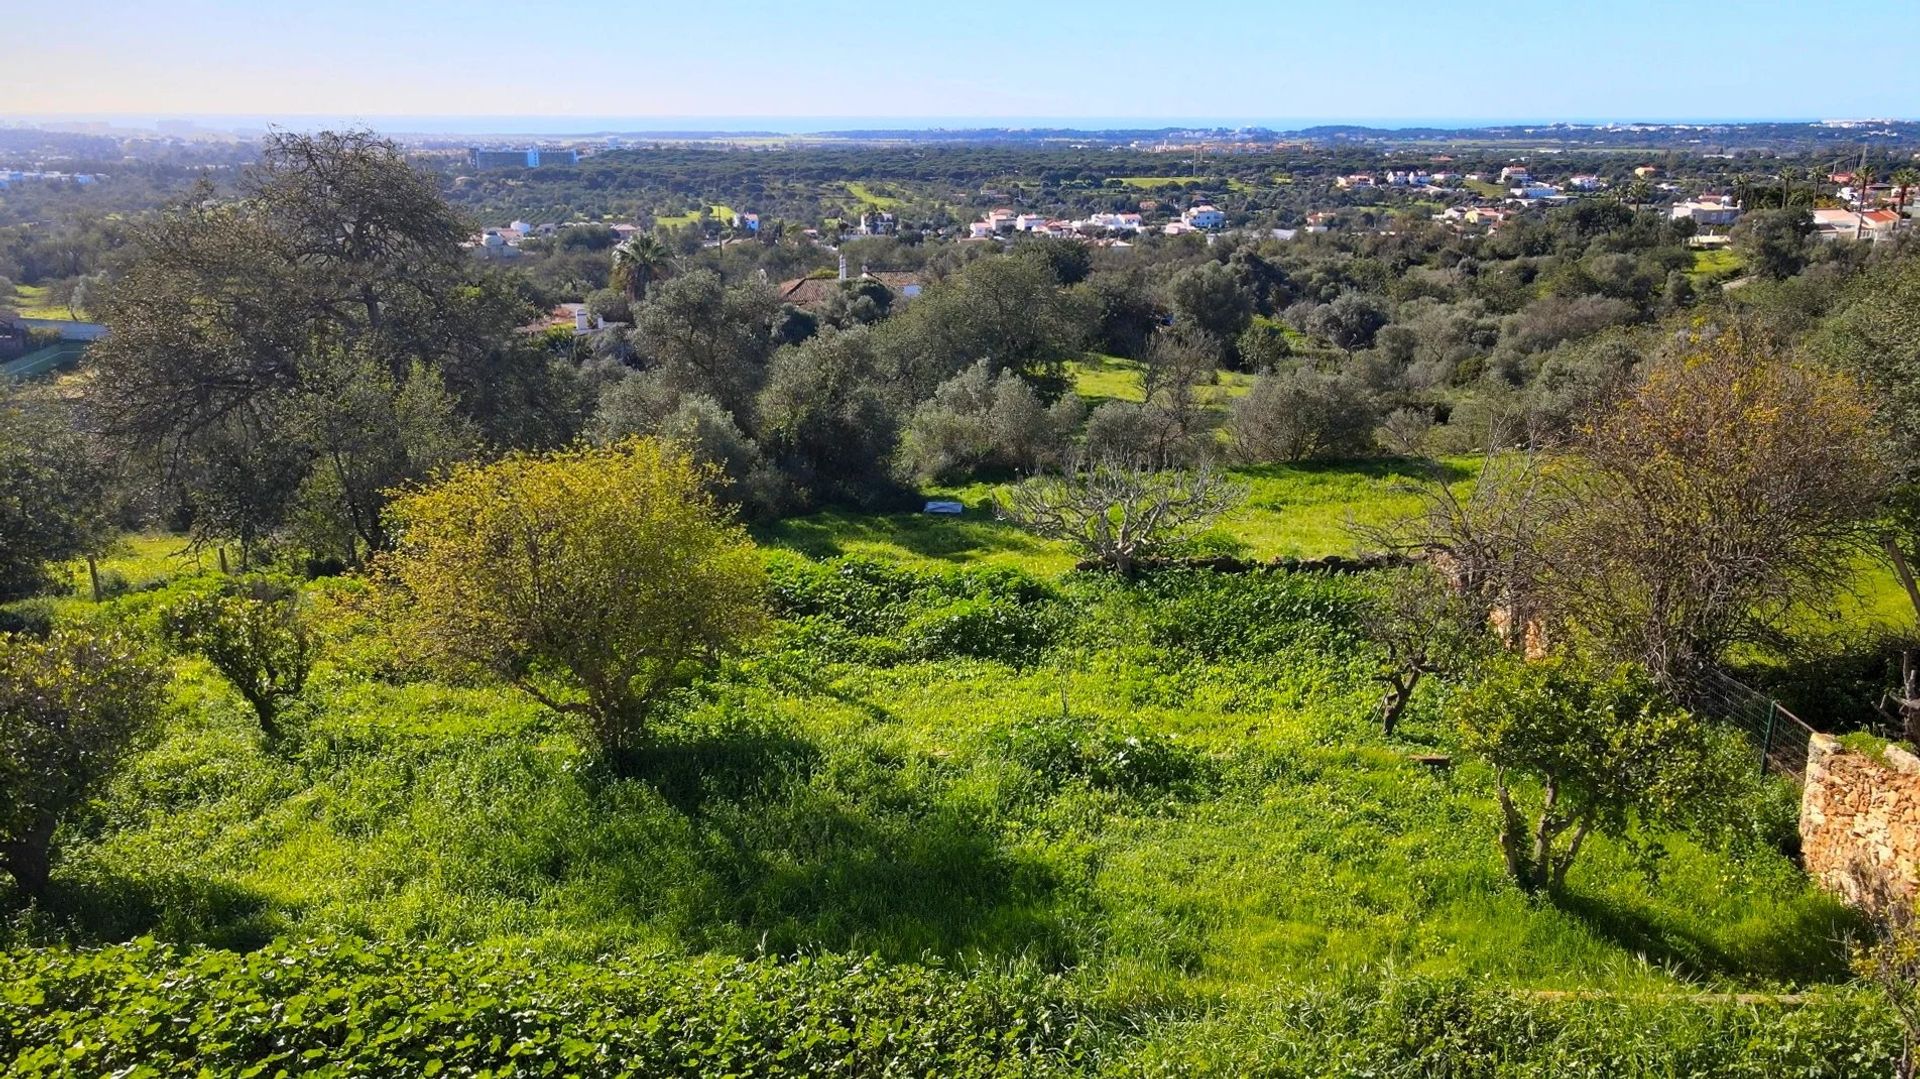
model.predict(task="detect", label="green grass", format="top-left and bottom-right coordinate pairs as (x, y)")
top-left (845, 182), bottom-right (905, 210)
top-left (1689, 247), bottom-right (1744, 283)
top-left (1066, 355), bottom-right (1147, 405)
top-left (1465, 179), bottom-right (1507, 199)
top-left (3, 464), bottom-right (1885, 1072)
top-left (21, 553), bottom-right (1846, 999)
top-left (5, 283), bottom-right (87, 321)
top-left (756, 458), bottom-right (1470, 573)
top-left (1114, 176), bottom-right (1197, 189)
top-left (653, 203), bottom-right (739, 228)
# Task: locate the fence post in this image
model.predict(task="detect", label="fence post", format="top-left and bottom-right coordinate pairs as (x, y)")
top-left (1759, 700), bottom-right (1778, 777)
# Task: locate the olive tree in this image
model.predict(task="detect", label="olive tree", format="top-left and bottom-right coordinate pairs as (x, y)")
top-left (377, 439), bottom-right (768, 758)
top-left (1, 629), bottom-right (164, 899)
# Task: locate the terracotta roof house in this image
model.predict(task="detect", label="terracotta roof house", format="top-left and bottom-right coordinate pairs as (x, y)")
top-left (775, 268), bottom-right (926, 311)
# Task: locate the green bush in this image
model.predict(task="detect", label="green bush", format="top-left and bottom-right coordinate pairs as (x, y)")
top-left (768, 555), bottom-right (1060, 665)
top-left (905, 595), bottom-right (1060, 666)
top-left (0, 939), bottom-right (1895, 1077)
top-left (1134, 569), bottom-right (1366, 660)
top-left (0, 937), bottom-right (1097, 1077)
top-left (986, 714), bottom-right (1218, 802)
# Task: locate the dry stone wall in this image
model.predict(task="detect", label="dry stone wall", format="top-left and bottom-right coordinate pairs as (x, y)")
top-left (1800, 733), bottom-right (1920, 915)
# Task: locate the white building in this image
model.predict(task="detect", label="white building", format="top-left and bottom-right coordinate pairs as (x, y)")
top-left (1182, 205), bottom-right (1226, 229)
top-left (1670, 199), bottom-right (1741, 227)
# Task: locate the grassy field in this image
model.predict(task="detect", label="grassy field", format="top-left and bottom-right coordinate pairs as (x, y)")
top-left (1464, 179), bottom-right (1507, 199)
top-left (845, 182), bottom-right (905, 209)
top-left (1066, 355), bottom-right (1257, 411)
top-left (4, 452), bottom-right (1893, 1070)
top-left (758, 458), bottom-right (1478, 575)
top-left (653, 203), bottom-right (739, 228)
top-left (4, 283), bottom-right (87, 321)
top-left (1689, 246), bottom-right (1745, 282)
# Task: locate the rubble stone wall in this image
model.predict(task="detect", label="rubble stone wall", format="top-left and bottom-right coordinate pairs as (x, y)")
top-left (1800, 733), bottom-right (1920, 915)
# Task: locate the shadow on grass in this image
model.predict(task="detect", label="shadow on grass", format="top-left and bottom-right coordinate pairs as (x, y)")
top-left (1554, 887), bottom-right (1858, 985)
top-left (619, 724), bottom-right (1082, 967)
top-left (618, 721), bottom-right (824, 817)
top-left (690, 793), bottom-right (1081, 968)
top-left (10, 868), bottom-right (284, 951)
top-left (1231, 456), bottom-right (1473, 486)
top-left (755, 507), bottom-right (1055, 565)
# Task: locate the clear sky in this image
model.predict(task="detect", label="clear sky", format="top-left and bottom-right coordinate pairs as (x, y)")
top-left (4, 0), bottom-right (1915, 128)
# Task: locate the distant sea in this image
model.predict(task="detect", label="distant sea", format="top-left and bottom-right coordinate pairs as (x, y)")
top-left (0, 113), bottom-right (1855, 138)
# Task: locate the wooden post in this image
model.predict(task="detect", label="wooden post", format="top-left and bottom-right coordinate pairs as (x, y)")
top-left (86, 555), bottom-right (101, 602)
top-left (218, 546), bottom-right (229, 575)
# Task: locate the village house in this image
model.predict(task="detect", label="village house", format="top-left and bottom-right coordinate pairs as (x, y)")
top-left (1812, 208), bottom-right (1901, 243)
top-left (1182, 205), bottom-right (1226, 229)
top-left (1336, 174), bottom-right (1376, 189)
top-left (1670, 196), bottom-right (1741, 228)
top-left (775, 259), bottom-right (926, 311)
top-left (1498, 165), bottom-right (1531, 183)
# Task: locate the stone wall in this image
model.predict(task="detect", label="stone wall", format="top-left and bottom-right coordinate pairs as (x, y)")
top-left (1800, 733), bottom-right (1920, 915)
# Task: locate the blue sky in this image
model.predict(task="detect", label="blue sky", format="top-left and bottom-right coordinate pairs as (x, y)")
top-left (4, 0), bottom-right (1915, 126)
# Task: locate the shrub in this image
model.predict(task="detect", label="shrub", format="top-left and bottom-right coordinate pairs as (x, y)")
top-left (0, 937), bottom-right (1096, 1077)
top-left (0, 629), bottom-right (165, 899)
top-left (1229, 367), bottom-right (1377, 463)
top-left (1135, 569), bottom-right (1367, 660)
top-left (904, 595), bottom-right (1059, 666)
top-left (1452, 655), bottom-right (1756, 893)
top-left (163, 576), bottom-right (316, 741)
top-left (378, 439), bottom-right (768, 758)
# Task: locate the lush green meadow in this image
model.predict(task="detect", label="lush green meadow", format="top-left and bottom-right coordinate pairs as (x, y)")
top-left (4, 283), bottom-right (87, 321)
top-left (4, 466), bottom-right (1899, 1072)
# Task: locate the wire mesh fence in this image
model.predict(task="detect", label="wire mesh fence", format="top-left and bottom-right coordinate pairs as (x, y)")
top-left (1685, 668), bottom-right (1818, 782)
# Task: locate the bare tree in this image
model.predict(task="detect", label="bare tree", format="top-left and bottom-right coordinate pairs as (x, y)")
top-left (1556, 326), bottom-right (1890, 685)
top-left (996, 454), bottom-right (1247, 576)
top-left (1352, 445), bottom-right (1562, 656)
top-left (1360, 566), bottom-right (1487, 735)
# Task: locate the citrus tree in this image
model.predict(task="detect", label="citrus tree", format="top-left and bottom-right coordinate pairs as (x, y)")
top-left (1452, 655), bottom-right (1749, 894)
top-left (164, 577), bottom-right (317, 742)
top-left (1, 629), bottom-right (164, 898)
top-left (377, 439), bottom-right (767, 757)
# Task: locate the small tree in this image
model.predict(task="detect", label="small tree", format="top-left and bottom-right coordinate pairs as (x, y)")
top-left (0, 629), bottom-right (164, 898)
top-left (164, 579), bottom-right (317, 742)
top-left (1452, 656), bottom-right (1747, 894)
top-left (1229, 367), bottom-right (1377, 463)
top-left (996, 455), bottom-right (1247, 576)
top-left (1360, 566), bottom-right (1485, 735)
top-left (377, 439), bottom-right (768, 758)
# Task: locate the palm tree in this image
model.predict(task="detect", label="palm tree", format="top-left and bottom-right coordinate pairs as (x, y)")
top-left (611, 233), bottom-right (674, 302)
top-left (1893, 168), bottom-right (1920, 232)
top-left (1732, 172), bottom-right (1754, 209)
top-left (1776, 166), bottom-right (1799, 209)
